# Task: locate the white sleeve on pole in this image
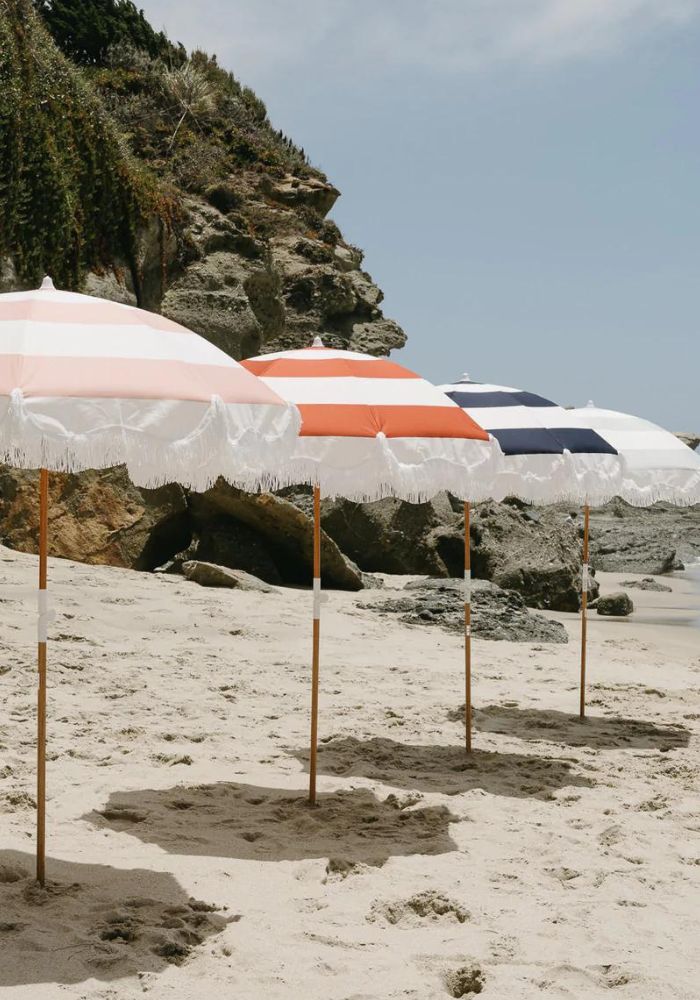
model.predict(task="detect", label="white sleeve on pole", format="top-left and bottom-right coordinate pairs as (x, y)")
top-left (464, 569), bottom-right (471, 605)
top-left (313, 578), bottom-right (322, 620)
top-left (37, 589), bottom-right (54, 643)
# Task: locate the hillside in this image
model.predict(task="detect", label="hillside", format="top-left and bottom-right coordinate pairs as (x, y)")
top-left (0, 0), bottom-right (405, 358)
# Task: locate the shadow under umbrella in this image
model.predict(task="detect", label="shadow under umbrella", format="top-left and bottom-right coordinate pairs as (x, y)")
top-left (0, 850), bottom-right (232, 988)
top-left (85, 783), bottom-right (458, 866)
top-left (292, 736), bottom-right (594, 799)
top-left (463, 705), bottom-right (690, 750)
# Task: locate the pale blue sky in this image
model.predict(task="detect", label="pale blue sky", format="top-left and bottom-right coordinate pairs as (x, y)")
top-left (140, 0), bottom-right (699, 430)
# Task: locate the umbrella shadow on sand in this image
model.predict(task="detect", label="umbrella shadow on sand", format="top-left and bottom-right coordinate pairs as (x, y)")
top-left (462, 705), bottom-right (691, 750)
top-left (0, 850), bottom-right (232, 988)
top-left (292, 737), bottom-right (594, 798)
top-left (86, 783), bottom-right (458, 865)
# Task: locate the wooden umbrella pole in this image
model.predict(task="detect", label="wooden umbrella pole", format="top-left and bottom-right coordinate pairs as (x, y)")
top-left (309, 485), bottom-right (322, 805)
top-left (579, 503), bottom-right (590, 720)
top-left (464, 502), bottom-right (472, 752)
top-left (37, 468), bottom-right (49, 885)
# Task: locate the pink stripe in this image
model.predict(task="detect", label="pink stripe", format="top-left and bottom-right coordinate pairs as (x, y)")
top-left (0, 300), bottom-right (192, 334)
top-left (0, 355), bottom-right (287, 405)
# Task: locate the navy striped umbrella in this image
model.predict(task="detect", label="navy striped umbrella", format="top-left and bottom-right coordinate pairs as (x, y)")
top-left (439, 375), bottom-right (622, 505)
top-left (438, 375), bottom-right (625, 743)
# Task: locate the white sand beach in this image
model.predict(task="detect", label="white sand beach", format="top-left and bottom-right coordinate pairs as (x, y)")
top-left (1, 546), bottom-right (699, 999)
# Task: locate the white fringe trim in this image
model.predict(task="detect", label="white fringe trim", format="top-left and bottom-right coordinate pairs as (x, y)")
top-left (0, 389), bottom-right (302, 493)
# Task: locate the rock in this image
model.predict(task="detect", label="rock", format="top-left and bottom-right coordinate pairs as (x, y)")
top-left (596, 592), bottom-right (634, 616)
top-left (589, 499), bottom-right (700, 574)
top-left (676, 433), bottom-right (700, 452)
top-left (181, 562), bottom-right (274, 592)
top-left (260, 173), bottom-right (340, 216)
top-left (189, 482), bottom-right (363, 590)
top-left (319, 494), bottom-right (590, 612)
top-left (620, 577), bottom-right (673, 593)
top-left (359, 578), bottom-right (568, 643)
top-left (0, 467), bottom-right (188, 570)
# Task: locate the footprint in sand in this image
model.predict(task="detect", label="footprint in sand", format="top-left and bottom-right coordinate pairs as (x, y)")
top-left (369, 890), bottom-right (470, 927)
top-left (443, 964), bottom-right (484, 997)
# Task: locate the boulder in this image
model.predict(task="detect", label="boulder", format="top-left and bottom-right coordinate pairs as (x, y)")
top-left (359, 578), bottom-right (568, 643)
top-left (189, 482), bottom-right (363, 590)
top-left (181, 561), bottom-right (274, 592)
top-left (596, 592), bottom-right (634, 617)
top-left (0, 466), bottom-right (188, 570)
top-left (318, 493), bottom-right (589, 612)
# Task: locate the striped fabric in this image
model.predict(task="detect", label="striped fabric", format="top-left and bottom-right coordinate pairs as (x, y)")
top-left (242, 340), bottom-right (501, 501)
top-left (439, 376), bottom-right (623, 504)
top-left (0, 277), bottom-right (300, 491)
top-left (567, 403), bottom-right (700, 506)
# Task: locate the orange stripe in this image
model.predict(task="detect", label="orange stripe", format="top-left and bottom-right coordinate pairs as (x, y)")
top-left (298, 404), bottom-right (490, 440)
top-left (242, 358), bottom-right (420, 379)
top-left (0, 300), bottom-right (191, 333)
top-left (0, 355), bottom-right (285, 405)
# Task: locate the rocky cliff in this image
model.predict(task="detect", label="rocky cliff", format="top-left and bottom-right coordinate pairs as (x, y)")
top-left (0, 0), bottom-right (405, 360)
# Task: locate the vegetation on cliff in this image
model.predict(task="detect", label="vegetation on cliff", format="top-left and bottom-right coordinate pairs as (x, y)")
top-left (0, 0), bottom-right (167, 288)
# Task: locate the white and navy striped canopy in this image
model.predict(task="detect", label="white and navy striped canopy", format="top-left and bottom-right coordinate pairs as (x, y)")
top-left (567, 403), bottom-right (700, 507)
top-left (439, 376), bottom-right (624, 504)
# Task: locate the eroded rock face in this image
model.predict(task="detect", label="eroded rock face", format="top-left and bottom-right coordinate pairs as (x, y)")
top-left (157, 182), bottom-right (405, 361)
top-left (318, 494), bottom-right (588, 612)
top-left (0, 467), bottom-right (188, 569)
top-left (589, 499), bottom-right (700, 574)
top-left (188, 482), bottom-right (363, 590)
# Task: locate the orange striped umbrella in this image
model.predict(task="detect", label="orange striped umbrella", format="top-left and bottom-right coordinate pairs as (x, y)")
top-left (242, 338), bottom-right (499, 802)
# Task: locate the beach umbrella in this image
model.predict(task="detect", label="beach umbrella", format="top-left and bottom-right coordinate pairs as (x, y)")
top-left (0, 277), bottom-right (301, 883)
top-left (242, 340), bottom-right (500, 802)
top-left (567, 401), bottom-right (700, 711)
top-left (439, 375), bottom-right (623, 739)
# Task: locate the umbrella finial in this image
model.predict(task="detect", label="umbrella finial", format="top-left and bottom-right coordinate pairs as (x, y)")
top-left (39, 276), bottom-right (55, 291)
top-left (459, 372), bottom-right (471, 383)
top-left (586, 399), bottom-right (596, 408)
top-left (311, 336), bottom-right (325, 348)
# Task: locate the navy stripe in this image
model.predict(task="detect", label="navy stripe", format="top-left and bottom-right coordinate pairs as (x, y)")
top-left (491, 428), bottom-right (566, 455)
top-left (548, 428), bottom-right (618, 455)
top-left (447, 390), bottom-right (558, 409)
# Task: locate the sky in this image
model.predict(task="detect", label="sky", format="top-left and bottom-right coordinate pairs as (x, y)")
top-left (139, 0), bottom-right (700, 430)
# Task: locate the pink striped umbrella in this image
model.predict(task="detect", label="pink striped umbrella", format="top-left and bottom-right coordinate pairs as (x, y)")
top-left (0, 277), bottom-right (299, 490)
top-left (0, 276), bottom-right (300, 884)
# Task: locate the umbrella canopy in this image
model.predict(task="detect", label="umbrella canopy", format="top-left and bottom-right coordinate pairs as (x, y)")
top-left (0, 277), bottom-right (300, 491)
top-left (567, 402), bottom-right (700, 507)
top-left (242, 340), bottom-right (500, 502)
top-left (439, 375), bottom-right (622, 504)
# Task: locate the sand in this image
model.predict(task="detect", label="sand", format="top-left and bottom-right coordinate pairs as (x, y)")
top-left (1, 544), bottom-right (699, 999)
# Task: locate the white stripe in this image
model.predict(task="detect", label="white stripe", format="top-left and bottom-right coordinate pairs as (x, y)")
top-left (37, 589), bottom-right (54, 643)
top-left (461, 405), bottom-right (570, 431)
top-left (255, 347), bottom-right (380, 362)
top-left (313, 577), bottom-right (322, 620)
top-left (0, 320), bottom-right (242, 367)
top-left (442, 381), bottom-right (521, 394)
top-left (582, 562), bottom-right (589, 591)
top-left (464, 568), bottom-right (471, 604)
top-left (261, 376), bottom-right (456, 407)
